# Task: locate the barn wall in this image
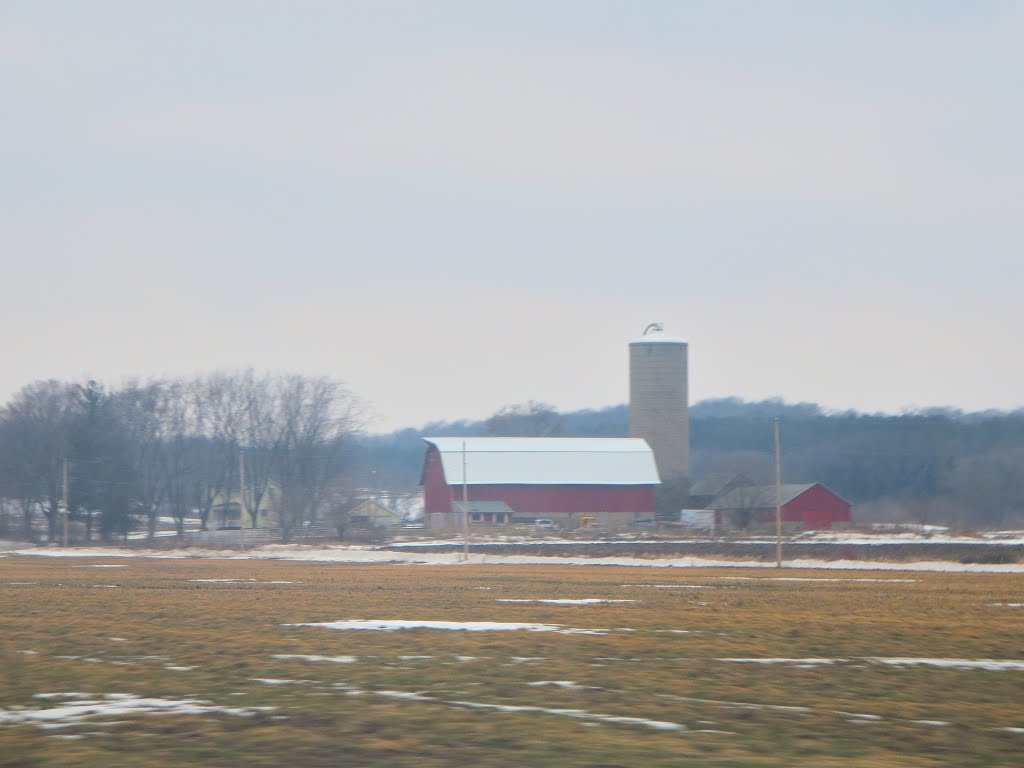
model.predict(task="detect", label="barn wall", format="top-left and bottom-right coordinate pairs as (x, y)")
top-left (754, 484), bottom-right (852, 529)
top-left (422, 446), bottom-right (453, 515)
top-left (454, 484), bottom-right (655, 516)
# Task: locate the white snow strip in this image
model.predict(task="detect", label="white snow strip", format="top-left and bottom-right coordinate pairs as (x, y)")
top-left (375, 690), bottom-right (435, 701)
top-left (527, 681), bottom-right (603, 690)
top-left (496, 598), bottom-right (636, 604)
top-left (836, 711), bottom-right (883, 721)
top-left (369, 687), bottom-right (685, 732)
top-left (713, 576), bottom-right (919, 583)
top-left (870, 658), bottom-right (1024, 671)
top-left (716, 658), bottom-right (839, 666)
top-left (284, 620), bottom-right (607, 635)
top-left (447, 699), bottom-right (684, 731)
top-left (388, 533), bottom-right (1024, 546)
top-left (250, 678), bottom-right (304, 685)
top-left (0, 694), bottom-right (274, 728)
top-left (190, 578), bottom-right (298, 585)
top-left (659, 694), bottom-right (812, 713)
top-left (988, 603), bottom-right (1023, 607)
top-left (912, 720), bottom-right (951, 727)
top-left (1002, 727), bottom-right (1024, 734)
top-left (271, 654), bottom-right (356, 664)
top-left (164, 666), bottom-right (195, 672)
top-left (6, 544), bottom-right (1023, 573)
top-left (713, 657), bottom-right (1024, 671)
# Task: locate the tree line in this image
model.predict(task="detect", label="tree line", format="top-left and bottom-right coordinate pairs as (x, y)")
top-left (0, 371), bottom-right (364, 543)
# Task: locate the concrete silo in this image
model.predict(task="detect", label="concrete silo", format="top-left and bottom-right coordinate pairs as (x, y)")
top-left (629, 324), bottom-right (689, 483)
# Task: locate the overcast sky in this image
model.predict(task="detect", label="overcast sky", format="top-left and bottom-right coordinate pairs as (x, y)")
top-left (3, 1), bottom-right (1022, 430)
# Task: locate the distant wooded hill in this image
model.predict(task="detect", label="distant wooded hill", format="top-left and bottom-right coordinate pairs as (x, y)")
top-left (357, 398), bottom-right (1024, 527)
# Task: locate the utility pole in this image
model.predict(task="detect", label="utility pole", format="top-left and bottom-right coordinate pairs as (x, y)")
top-left (774, 418), bottom-right (783, 568)
top-left (462, 440), bottom-right (470, 562)
top-left (239, 448), bottom-right (247, 529)
top-left (62, 458), bottom-right (69, 547)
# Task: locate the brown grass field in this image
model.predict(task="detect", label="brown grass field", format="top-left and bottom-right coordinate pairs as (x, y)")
top-left (1, 555), bottom-right (1022, 767)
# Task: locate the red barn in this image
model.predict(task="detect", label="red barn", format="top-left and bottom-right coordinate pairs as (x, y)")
top-left (421, 437), bottom-right (660, 528)
top-left (708, 483), bottom-right (852, 530)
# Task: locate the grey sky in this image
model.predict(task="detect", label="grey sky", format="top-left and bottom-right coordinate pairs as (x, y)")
top-left (3, 1), bottom-right (1022, 430)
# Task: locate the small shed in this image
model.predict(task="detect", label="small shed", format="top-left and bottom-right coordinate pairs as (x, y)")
top-left (708, 483), bottom-right (851, 530)
top-left (688, 472), bottom-right (754, 509)
top-left (348, 499), bottom-right (404, 529)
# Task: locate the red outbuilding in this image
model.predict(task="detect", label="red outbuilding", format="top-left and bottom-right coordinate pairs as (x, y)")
top-left (421, 437), bottom-right (660, 528)
top-left (708, 482), bottom-right (852, 530)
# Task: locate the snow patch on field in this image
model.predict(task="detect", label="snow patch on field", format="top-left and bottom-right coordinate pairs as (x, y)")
top-left (190, 578), bottom-right (300, 585)
top-left (713, 576), bottom-right (918, 583)
top-left (496, 598), bottom-right (636, 605)
top-left (285, 620), bottom-right (608, 635)
top-left (527, 681), bottom-right (604, 691)
top-left (5, 543), bottom-right (1023, 573)
top-left (366, 688), bottom-right (685, 732)
top-left (447, 698), bottom-right (685, 731)
top-left (715, 657), bottom-right (1024, 671)
top-left (271, 654), bottom-right (356, 664)
top-left (716, 658), bottom-right (838, 666)
top-left (870, 658), bottom-right (1024, 671)
top-left (1, 694), bottom-right (274, 729)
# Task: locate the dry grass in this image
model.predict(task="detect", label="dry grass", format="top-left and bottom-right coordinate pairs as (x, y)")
top-left (1, 556), bottom-right (1022, 767)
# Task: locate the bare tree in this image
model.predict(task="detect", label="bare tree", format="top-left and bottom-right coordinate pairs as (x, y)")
top-left (323, 474), bottom-right (364, 540)
top-left (0, 381), bottom-right (78, 542)
top-left (191, 373), bottom-right (246, 530)
top-left (115, 381), bottom-right (169, 539)
top-left (271, 374), bottom-right (366, 538)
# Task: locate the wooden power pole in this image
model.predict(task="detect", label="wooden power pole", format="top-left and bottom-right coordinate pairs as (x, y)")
top-left (462, 440), bottom-right (470, 562)
top-left (239, 448), bottom-right (247, 528)
top-left (774, 418), bottom-right (783, 568)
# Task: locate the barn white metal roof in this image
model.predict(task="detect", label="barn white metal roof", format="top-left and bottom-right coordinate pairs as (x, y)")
top-left (423, 437), bottom-right (661, 486)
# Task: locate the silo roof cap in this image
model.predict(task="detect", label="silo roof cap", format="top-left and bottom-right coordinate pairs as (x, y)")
top-left (630, 328), bottom-right (687, 344)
